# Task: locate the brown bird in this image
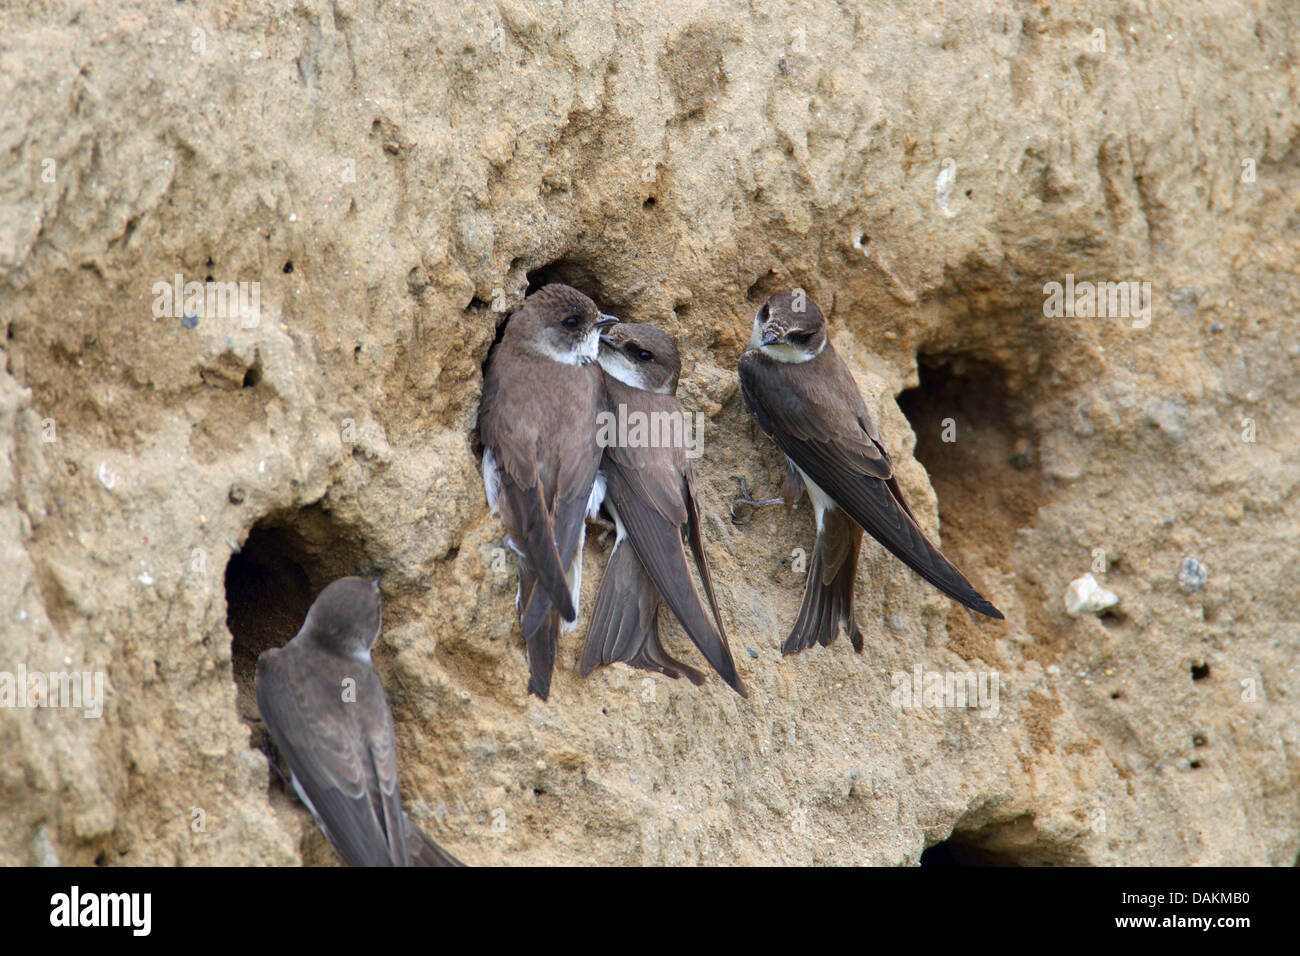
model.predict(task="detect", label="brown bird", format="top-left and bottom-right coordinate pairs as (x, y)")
top-left (735, 291), bottom-right (1002, 654)
top-left (256, 577), bottom-right (462, 866)
top-left (478, 284), bottom-right (619, 699)
top-left (581, 323), bottom-right (747, 696)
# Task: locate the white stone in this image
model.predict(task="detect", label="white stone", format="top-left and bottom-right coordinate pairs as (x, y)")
top-left (1064, 573), bottom-right (1118, 617)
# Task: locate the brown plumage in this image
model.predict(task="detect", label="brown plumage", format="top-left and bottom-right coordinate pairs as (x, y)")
top-left (737, 292), bottom-right (1002, 654)
top-left (581, 536), bottom-right (707, 686)
top-left (256, 577), bottom-right (459, 867)
top-left (582, 323), bottom-right (747, 696)
top-left (478, 284), bottom-right (618, 699)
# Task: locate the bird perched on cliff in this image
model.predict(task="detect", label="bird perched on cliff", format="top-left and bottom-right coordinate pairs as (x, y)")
top-left (581, 323), bottom-right (747, 696)
top-left (478, 284), bottom-right (620, 699)
top-left (735, 291), bottom-right (1002, 654)
top-left (256, 576), bottom-right (462, 867)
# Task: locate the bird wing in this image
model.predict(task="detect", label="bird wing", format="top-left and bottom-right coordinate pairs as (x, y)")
top-left (405, 814), bottom-right (466, 867)
top-left (682, 460), bottom-right (727, 638)
top-left (603, 400), bottom-right (747, 696)
top-left (738, 348), bottom-right (1002, 619)
top-left (256, 647), bottom-right (407, 866)
top-left (479, 352), bottom-right (605, 623)
top-left (582, 533), bottom-right (708, 685)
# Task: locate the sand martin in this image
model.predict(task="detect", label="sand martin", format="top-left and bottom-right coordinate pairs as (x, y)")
top-left (735, 291), bottom-right (1003, 654)
top-left (256, 577), bottom-right (458, 867)
top-left (479, 284), bottom-right (619, 699)
top-left (581, 323), bottom-right (747, 696)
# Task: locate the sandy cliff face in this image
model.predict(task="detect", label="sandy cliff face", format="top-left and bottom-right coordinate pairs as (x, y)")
top-left (0, 0), bottom-right (1297, 865)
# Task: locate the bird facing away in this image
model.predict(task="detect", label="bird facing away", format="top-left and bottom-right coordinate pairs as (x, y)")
top-left (478, 283), bottom-right (619, 699)
top-left (581, 323), bottom-right (747, 696)
top-left (735, 291), bottom-right (1003, 654)
top-left (255, 576), bottom-right (462, 867)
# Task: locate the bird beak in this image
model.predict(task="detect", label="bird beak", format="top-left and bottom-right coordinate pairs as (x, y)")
top-left (760, 328), bottom-right (781, 347)
top-left (599, 333), bottom-right (616, 347)
top-left (595, 314), bottom-right (620, 330)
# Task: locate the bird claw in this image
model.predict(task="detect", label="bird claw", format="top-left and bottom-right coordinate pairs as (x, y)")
top-left (587, 513), bottom-right (617, 545)
top-left (730, 475), bottom-right (785, 524)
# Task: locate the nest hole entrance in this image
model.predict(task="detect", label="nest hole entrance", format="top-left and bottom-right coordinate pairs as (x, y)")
top-left (525, 257), bottom-right (624, 314)
top-left (743, 269), bottom-right (789, 305)
top-left (919, 836), bottom-right (1005, 867)
top-left (225, 504), bottom-right (373, 730)
top-left (898, 353), bottom-right (1044, 564)
top-left (922, 813), bottom-right (1076, 866)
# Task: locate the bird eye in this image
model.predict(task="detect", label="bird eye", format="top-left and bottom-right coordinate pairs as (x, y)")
top-left (562, 314), bottom-right (582, 329)
top-left (636, 349), bottom-right (653, 362)
top-left (788, 330), bottom-right (813, 345)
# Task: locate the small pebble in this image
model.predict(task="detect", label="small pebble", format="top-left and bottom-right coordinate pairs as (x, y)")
top-left (745, 647), bottom-right (758, 659)
top-left (1177, 556), bottom-right (1208, 593)
top-left (1064, 573), bottom-right (1118, 617)
top-left (31, 827), bottom-right (59, 867)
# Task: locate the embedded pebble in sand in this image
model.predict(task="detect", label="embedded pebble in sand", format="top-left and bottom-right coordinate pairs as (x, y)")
top-left (1064, 573), bottom-right (1119, 617)
top-left (1177, 557), bottom-right (1209, 593)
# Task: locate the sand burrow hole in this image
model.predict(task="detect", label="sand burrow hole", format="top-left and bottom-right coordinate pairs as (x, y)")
top-left (225, 502), bottom-right (374, 730)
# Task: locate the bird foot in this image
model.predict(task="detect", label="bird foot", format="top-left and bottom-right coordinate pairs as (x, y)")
top-left (587, 513), bottom-right (617, 545)
top-left (730, 475), bottom-right (787, 524)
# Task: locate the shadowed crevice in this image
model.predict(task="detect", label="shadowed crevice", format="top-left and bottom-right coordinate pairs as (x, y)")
top-left (225, 504), bottom-right (373, 731)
